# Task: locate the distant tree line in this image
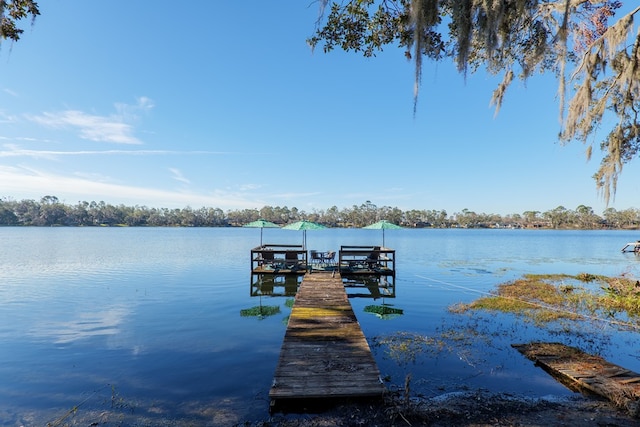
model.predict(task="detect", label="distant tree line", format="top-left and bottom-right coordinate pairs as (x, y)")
top-left (1, 197), bottom-right (640, 230)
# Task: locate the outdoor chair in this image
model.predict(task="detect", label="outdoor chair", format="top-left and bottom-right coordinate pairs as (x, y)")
top-left (310, 250), bottom-right (323, 265)
top-left (285, 251), bottom-right (299, 269)
top-left (260, 251), bottom-right (275, 268)
top-left (366, 247), bottom-right (380, 269)
top-left (322, 251), bottom-right (336, 266)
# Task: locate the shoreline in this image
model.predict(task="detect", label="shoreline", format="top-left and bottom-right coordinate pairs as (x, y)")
top-left (9, 389), bottom-right (639, 426)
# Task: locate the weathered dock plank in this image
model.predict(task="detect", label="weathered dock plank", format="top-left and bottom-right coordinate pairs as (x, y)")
top-left (270, 272), bottom-right (385, 407)
top-left (513, 342), bottom-right (640, 417)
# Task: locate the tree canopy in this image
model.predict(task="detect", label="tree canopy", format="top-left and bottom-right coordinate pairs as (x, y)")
top-left (0, 1), bottom-right (39, 42)
top-left (309, 0), bottom-right (639, 204)
top-left (4, 1), bottom-right (639, 205)
top-left (3, 195), bottom-right (640, 229)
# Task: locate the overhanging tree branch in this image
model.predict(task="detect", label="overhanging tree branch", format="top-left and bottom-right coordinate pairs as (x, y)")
top-left (0, 1), bottom-right (40, 43)
top-left (311, 0), bottom-right (637, 205)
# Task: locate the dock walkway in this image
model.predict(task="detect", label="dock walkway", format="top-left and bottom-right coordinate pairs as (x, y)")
top-left (270, 271), bottom-right (385, 409)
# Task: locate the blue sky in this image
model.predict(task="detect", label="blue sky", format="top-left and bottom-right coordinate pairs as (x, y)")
top-left (0, 1), bottom-right (638, 216)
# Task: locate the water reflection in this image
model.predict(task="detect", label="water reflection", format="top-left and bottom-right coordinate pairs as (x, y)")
top-left (250, 273), bottom-right (397, 301)
top-left (240, 298), bottom-right (281, 319)
top-left (343, 275), bottom-right (396, 298)
top-left (342, 275), bottom-right (404, 320)
top-left (364, 298), bottom-right (404, 320)
top-left (246, 273), bottom-right (404, 323)
top-left (30, 306), bottom-right (130, 344)
top-left (250, 274), bottom-right (302, 297)
top-left (5, 228), bottom-right (640, 424)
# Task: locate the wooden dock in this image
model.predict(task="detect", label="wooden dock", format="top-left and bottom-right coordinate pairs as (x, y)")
top-left (251, 245), bottom-right (308, 275)
top-left (513, 342), bottom-right (640, 417)
top-left (270, 271), bottom-right (385, 410)
top-left (621, 241), bottom-right (640, 253)
top-left (338, 245), bottom-right (395, 276)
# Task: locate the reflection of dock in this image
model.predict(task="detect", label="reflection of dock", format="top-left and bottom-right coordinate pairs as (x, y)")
top-left (251, 274), bottom-right (302, 297)
top-left (343, 275), bottom-right (395, 298)
top-left (269, 272), bottom-right (385, 410)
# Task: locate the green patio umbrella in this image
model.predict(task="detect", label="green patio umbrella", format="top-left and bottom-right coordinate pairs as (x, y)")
top-left (282, 220), bottom-right (327, 249)
top-left (243, 219), bottom-right (280, 245)
top-left (363, 220), bottom-right (403, 246)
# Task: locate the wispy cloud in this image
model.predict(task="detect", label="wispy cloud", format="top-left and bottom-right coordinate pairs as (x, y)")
top-left (169, 167), bottom-right (190, 184)
top-left (28, 110), bottom-right (142, 144)
top-left (238, 183), bottom-right (262, 191)
top-left (72, 171), bottom-right (117, 184)
top-left (273, 191), bottom-right (322, 199)
top-left (0, 111), bottom-right (19, 124)
top-left (26, 97), bottom-right (154, 145)
top-left (2, 88), bottom-right (18, 97)
top-left (0, 144), bottom-right (235, 159)
top-left (115, 96), bottom-right (154, 120)
top-left (0, 165), bottom-right (259, 209)
top-left (31, 307), bottom-right (130, 344)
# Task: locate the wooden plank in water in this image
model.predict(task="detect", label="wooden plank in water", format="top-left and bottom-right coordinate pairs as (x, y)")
top-left (270, 272), bottom-right (385, 406)
top-left (513, 342), bottom-right (640, 417)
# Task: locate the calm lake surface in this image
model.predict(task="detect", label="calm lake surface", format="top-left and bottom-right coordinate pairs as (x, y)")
top-left (2, 227), bottom-right (640, 425)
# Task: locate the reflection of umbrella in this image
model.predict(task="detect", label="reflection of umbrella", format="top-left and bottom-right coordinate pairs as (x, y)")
top-left (240, 304), bottom-right (281, 319)
top-left (240, 295), bottom-right (281, 320)
top-left (363, 220), bottom-right (403, 246)
top-left (364, 303), bottom-right (404, 320)
top-left (282, 220), bottom-right (327, 249)
top-left (243, 219), bottom-right (280, 245)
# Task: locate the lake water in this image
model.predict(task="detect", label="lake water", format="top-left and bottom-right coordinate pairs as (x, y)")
top-left (2, 227), bottom-right (640, 425)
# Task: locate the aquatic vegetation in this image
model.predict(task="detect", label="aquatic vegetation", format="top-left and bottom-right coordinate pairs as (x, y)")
top-left (371, 327), bottom-right (487, 368)
top-left (454, 273), bottom-right (640, 330)
top-left (372, 332), bottom-right (443, 364)
top-left (599, 276), bottom-right (640, 317)
top-left (45, 384), bottom-right (132, 427)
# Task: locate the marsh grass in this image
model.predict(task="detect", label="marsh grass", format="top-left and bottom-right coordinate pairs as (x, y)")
top-left (372, 332), bottom-right (442, 364)
top-left (370, 273), bottom-right (640, 398)
top-left (371, 324), bottom-right (491, 369)
top-left (599, 276), bottom-right (640, 317)
top-left (45, 384), bottom-right (133, 427)
top-left (451, 273), bottom-right (640, 329)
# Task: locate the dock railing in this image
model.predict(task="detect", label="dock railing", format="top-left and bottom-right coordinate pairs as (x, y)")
top-left (251, 244), bottom-right (308, 274)
top-left (621, 241), bottom-right (640, 253)
top-left (338, 245), bottom-right (395, 275)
